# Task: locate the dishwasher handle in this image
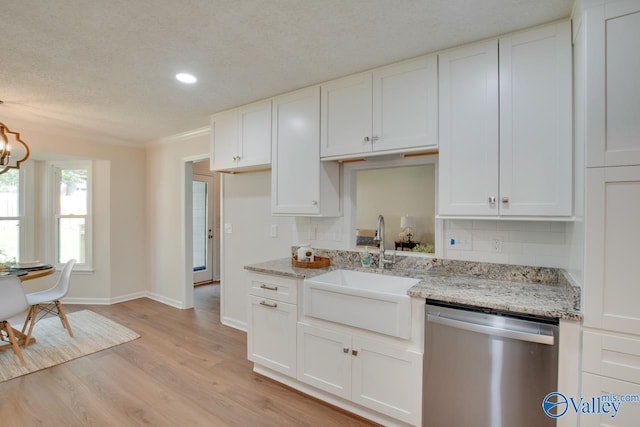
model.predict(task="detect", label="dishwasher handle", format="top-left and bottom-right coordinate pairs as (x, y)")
top-left (427, 313), bottom-right (555, 346)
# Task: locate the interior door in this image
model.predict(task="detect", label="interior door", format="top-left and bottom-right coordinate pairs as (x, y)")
top-left (193, 174), bottom-right (216, 284)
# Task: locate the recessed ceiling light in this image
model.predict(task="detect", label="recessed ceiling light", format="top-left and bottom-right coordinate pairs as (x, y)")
top-left (176, 73), bottom-right (197, 84)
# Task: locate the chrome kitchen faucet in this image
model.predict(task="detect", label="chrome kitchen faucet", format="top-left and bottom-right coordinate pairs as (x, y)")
top-left (373, 214), bottom-right (396, 270)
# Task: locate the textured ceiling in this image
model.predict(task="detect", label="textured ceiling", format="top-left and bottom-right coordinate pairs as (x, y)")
top-left (0, 0), bottom-right (574, 146)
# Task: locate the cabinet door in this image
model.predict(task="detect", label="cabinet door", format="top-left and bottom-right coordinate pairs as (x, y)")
top-left (238, 99), bottom-right (272, 169)
top-left (321, 72), bottom-right (373, 158)
top-left (372, 55), bottom-right (438, 153)
top-left (211, 109), bottom-right (239, 171)
top-left (438, 40), bottom-right (499, 216)
top-left (351, 336), bottom-right (422, 426)
top-left (584, 166), bottom-right (640, 334)
top-left (586, 2), bottom-right (640, 167)
top-left (499, 21), bottom-right (572, 216)
top-left (580, 373), bottom-right (640, 426)
top-left (271, 86), bottom-right (322, 215)
top-left (247, 295), bottom-right (297, 377)
top-left (297, 323), bottom-right (351, 399)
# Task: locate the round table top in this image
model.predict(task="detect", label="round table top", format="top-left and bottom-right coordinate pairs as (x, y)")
top-left (19, 267), bottom-right (56, 281)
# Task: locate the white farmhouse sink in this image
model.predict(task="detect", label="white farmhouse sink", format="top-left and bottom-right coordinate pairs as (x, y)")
top-left (302, 269), bottom-right (420, 339)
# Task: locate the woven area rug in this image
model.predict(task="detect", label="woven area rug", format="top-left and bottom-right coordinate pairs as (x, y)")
top-left (0, 309), bottom-right (140, 382)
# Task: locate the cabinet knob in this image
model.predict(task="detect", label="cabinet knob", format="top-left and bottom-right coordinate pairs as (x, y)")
top-left (311, 200), bottom-right (318, 205)
top-left (351, 350), bottom-right (359, 356)
top-left (364, 136), bottom-right (370, 143)
top-left (488, 196), bottom-right (496, 204)
top-left (502, 197), bottom-right (509, 203)
top-left (343, 348), bottom-right (349, 354)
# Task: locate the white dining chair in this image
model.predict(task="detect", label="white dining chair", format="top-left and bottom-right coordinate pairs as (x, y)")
top-left (22, 259), bottom-right (76, 347)
top-left (0, 276), bottom-right (30, 366)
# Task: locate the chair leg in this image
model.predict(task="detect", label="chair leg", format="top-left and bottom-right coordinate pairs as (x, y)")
top-left (21, 306), bottom-right (34, 334)
top-left (56, 301), bottom-right (74, 337)
top-left (3, 321), bottom-right (26, 366)
top-left (23, 305), bottom-right (39, 348)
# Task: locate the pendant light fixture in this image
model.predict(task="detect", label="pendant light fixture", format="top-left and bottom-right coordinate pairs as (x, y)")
top-left (0, 101), bottom-right (30, 175)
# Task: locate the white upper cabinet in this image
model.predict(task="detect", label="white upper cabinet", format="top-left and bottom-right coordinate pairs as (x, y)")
top-left (499, 21), bottom-right (572, 216)
top-left (586, 1), bottom-right (640, 167)
top-left (438, 21), bottom-right (572, 217)
top-left (321, 55), bottom-right (438, 160)
top-left (438, 39), bottom-right (500, 216)
top-left (210, 109), bottom-right (239, 171)
top-left (210, 99), bottom-right (272, 172)
top-left (272, 86), bottom-right (340, 216)
top-left (321, 72), bottom-right (373, 158)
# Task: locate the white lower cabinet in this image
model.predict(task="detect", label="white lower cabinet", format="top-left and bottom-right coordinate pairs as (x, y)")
top-left (247, 272), bottom-right (299, 378)
top-left (247, 295), bottom-right (297, 377)
top-left (580, 373), bottom-right (640, 426)
top-left (297, 323), bottom-right (422, 426)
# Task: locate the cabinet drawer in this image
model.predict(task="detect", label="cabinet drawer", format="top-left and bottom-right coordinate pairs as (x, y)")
top-left (248, 272), bottom-right (298, 304)
top-left (583, 331), bottom-right (640, 385)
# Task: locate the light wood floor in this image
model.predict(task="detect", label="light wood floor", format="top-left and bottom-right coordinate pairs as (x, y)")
top-left (0, 285), bottom-right (378, 426)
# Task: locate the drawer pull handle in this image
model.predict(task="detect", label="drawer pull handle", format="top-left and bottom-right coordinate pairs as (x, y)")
top-left (260, 284), bottom-right (278, 291)
top-left (259, 301), bottom-right (277, 308)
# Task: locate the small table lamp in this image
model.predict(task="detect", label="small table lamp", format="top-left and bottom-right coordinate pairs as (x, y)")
top-left (400, 215), bottom-right (416, 243)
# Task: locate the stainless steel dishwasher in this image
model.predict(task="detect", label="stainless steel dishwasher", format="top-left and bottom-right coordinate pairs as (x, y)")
top-left (423, 302), bottom-right (558, 427)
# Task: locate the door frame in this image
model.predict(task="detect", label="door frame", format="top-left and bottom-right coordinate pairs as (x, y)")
top-left (192, 173), bottom-right (217, 284)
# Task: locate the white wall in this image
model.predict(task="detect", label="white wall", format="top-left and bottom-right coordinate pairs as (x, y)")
top-left (145, 129), bottom-right (210, 307)
top-left (221, 171), bottom-right (294, 329)
top-left (15, 121), bottom-right (147, 303)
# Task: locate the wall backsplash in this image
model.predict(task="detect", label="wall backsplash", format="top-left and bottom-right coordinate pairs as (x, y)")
top-left (294, 216), bottom-right (346, 250)
top-left (294, 217), bottom-right (569, 269)
top-left (443, 219), bottom-right (568, 268)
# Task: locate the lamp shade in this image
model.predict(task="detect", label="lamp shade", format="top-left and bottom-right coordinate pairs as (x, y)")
top-left (400, 215), bottom-right (415, 229)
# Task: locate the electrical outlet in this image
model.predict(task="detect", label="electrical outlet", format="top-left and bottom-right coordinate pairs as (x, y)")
top-left (446, 230), bottom-right (472, 251)
top-left (224, 223), bottom-right (233, 234)
top-left (491, 237), bottom-right (503, 253)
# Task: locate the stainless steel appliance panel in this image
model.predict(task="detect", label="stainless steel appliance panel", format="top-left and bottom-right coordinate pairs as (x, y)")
top-left (423, 304), bottom-right (558, 427)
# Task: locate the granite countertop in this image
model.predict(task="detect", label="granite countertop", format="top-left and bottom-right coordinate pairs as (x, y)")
top-left (244, 254), bottom-right (582, 321)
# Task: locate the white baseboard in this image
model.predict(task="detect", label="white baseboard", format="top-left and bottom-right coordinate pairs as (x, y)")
top-left (222, 316), bottom-right (247, 332)
top-left (145, 292), bottom-right (183, 309)
top-left (63, 291), bottom-right (147, 305)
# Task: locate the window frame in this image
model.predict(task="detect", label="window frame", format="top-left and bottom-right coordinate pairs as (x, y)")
top-left (48, 160), bottom-right (93, 271)
top-left (0, 166), bottom-right (27, 261)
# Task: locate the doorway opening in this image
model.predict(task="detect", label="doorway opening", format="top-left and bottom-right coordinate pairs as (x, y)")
top-left (189, 160), bottom-right (221, 308)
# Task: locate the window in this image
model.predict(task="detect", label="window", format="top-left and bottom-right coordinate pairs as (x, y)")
top-left (0, 168), bottom-right (23, 262)
top-left (51, 161), bottom-right (92, 269)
